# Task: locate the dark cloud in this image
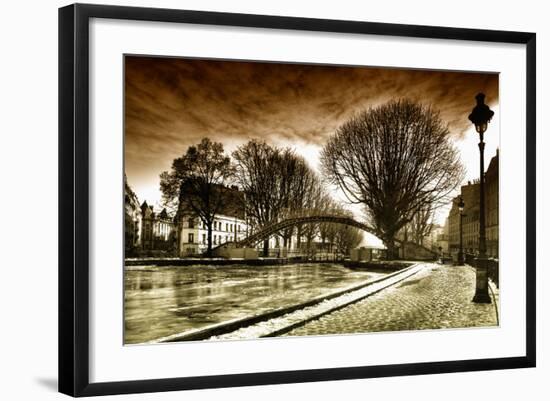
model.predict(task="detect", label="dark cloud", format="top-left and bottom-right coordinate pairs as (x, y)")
top-left (125, 55), bottom-right (498, 199)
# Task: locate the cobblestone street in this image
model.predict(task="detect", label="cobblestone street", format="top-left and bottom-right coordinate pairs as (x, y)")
top-left (283, 264), bottom-right (499, 337)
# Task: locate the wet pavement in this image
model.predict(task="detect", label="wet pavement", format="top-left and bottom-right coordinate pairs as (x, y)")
top-left (283, 264), bottom-right (498, 337)
top-left (124, 263), bottom-right (385, 344)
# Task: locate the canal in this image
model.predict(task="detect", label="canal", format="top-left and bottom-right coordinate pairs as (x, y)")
top-left (124, 263), bottom-right (386, 344)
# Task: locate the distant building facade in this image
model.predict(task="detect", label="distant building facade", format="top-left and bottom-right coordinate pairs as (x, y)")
top-left (179, 213), bottom-right (249, 256)
top-left (436, 219), bottom-right (450, 254)
top-left (125, 177), bottom-right (142, 252)
top-left (447, 149), bottom-right (499, 259)
top-left (177, 185), bottom-right (250, 256)
top-left (140, 201), bottom-right (176, 251)
top-left (125, 174), bottom-right (178, 255)
top-left (485, 149), bottom-right (499, 258)
top-left (426, 224), bottom-right (445, 252)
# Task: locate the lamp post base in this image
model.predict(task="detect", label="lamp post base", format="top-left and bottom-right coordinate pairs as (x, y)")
top-left (472, 288), bottom-right (491, 303)
top-left (472, 257), bottom-right (492, 303)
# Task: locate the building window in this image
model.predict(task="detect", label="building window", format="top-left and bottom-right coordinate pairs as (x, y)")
top-left (225, 223), bottom-right (228, 232)
top-left (188, 218), bottom-right (194, 228)
top-left (202, 234), bottom-right (206, 244)
top-left (188, 233), bottom-right (194, 243)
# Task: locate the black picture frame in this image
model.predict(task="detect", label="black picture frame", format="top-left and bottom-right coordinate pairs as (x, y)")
top-left (59, 3), bottom-right (536, 397)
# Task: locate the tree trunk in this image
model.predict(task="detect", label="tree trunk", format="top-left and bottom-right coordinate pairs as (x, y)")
top-left (306, 233), bottom-right (314, 258)
top-left (175, 222), bottom-right (182, 256)
top-left (263, 238), bottom-right (269, 257)
top-left (384, 236), bottom-right (398, 260)
top-left (283, 227), bottom-right (292, 250)
top-left (206, 222), bottom-right (213, 257)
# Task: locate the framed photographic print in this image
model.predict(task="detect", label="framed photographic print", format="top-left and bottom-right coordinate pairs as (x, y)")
top-left (58, 3), bottom-right (536, 397)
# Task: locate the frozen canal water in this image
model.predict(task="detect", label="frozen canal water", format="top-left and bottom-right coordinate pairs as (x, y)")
top-left (124, 263), bottom-right (386, 344)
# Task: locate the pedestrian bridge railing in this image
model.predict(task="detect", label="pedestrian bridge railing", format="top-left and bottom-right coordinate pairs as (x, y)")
top-left (235, 215), bottom-right (383, 248)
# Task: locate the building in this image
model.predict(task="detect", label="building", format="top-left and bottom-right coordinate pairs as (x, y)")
top-left (436, 219), bottom-right (450, 254)
top-left (124, 177), bottom-right (142, 252)
top-left (449, 180), bottom-right (481, 255)
top-left (124, 175), bottom-right (177, 255)
top-left (140, 201), bottom-right (176, 251)
top-left (447, 149), bottom-right (499, 259)
top-left (426, 223), bottom-right (445, 252)
top-left (485, 149), bottom-right (499, 258)
top-left (177, 185), bottom-right (249, 256)
top-left (179, 213), bottom-right (249, 256)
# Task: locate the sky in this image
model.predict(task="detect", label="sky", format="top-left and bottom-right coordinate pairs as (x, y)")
top-left (125, 55), bottom-right (499, 244)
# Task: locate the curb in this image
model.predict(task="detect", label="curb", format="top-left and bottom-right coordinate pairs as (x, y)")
top-left (466, 264), bottom-right (500, 324)
top-left (126, 258), bottom-right (345, 267)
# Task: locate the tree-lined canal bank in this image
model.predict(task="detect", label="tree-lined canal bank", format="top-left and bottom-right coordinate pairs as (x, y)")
top-left (124, 263), bottom-right (389, 344)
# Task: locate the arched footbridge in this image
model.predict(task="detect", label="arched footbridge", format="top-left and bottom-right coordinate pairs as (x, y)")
top-left (211, 214), bottom-right (401, 252)
top-left (209, 214), bottom-right (437, 260)
top-left (239, 215), bottom-right (390, 247)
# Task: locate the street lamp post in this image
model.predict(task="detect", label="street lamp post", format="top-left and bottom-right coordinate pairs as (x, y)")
top-left (468, 93), bottom-right (494, 304)
top-left (457, 196), bottom-right (465, 266)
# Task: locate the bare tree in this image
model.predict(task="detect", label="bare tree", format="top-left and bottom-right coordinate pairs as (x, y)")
top-left (318, 201), bottom-right (346, 253)
top-left (160, 138), bottom-right (234, 257)
top-left (321, 99), bottom-right (464, 259)
top-left (334, 227), bottom-right (363, 256)
top-left (316, 203), bottom-right (364, 257)
top-left (333, 212), bottom-right (364, 256)
top-left (300, 185), bottom-right (329, 255)
top-left (233, 140), bottom-right (325, 256)
top-left (286, 167), bottom-right (326, 252)
top-left (409, 208), bottom-right (435, 246)
top-left (233, 140), bottom-right (282, 255)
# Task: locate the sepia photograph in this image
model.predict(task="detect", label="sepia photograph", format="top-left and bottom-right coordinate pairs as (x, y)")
top-left (123, 55), bottom-right (500, 345)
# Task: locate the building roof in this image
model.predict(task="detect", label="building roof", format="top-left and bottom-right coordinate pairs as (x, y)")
top-left (486, 149), bottom-right (499, 177)
top-left (178, 182), bottom-right (246, 220)
top-left (140, 200), bottom-right (175, 221)
top-left (218, 185), bottom-right (246, 220)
